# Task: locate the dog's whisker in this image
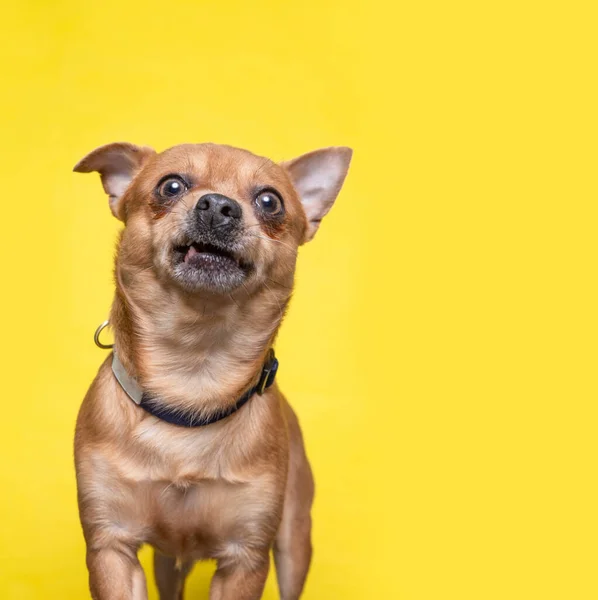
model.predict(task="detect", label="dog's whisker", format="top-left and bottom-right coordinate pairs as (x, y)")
top-left (244, 233), bottom-right (297, 254)
top-left (266, 277), bottom-right (294, 289)
top-left (263, 281), bottom-right (287, 321)
top-left (252, 156), bottom-right (274, 179)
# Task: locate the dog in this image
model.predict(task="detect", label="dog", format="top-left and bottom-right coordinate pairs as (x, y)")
top-left (73, 141), bottom-right (352, 600)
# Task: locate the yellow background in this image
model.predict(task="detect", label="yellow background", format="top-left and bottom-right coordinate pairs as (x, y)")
top-left (1, 1), bottom-right (596, 598)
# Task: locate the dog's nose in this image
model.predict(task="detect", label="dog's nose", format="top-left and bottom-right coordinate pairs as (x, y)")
top-left (196, 193), bottom-right (242, 229)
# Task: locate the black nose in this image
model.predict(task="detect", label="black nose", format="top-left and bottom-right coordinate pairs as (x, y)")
top-left (196, 193), bottom-right (242, 229)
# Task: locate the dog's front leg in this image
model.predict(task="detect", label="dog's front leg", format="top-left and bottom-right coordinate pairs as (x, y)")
top-left (209, 555), bottom-right (270, 600)
top-left (87, 543), bottom-right (147, 600)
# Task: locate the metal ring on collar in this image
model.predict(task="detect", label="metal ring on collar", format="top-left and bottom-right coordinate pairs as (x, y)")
top-left (94, 320), bottom-right (114, 349)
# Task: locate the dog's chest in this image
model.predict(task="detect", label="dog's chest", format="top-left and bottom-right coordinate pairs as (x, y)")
top-left (91, 421), bottom-right (284, 560)
top-left (146, 474), bottom-right (279, 560)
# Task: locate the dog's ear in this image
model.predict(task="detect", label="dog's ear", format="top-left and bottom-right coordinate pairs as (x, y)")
top-left (283, 147), bottom-right (352, 242)
top-left (73, 142), bottom-right (155, 220)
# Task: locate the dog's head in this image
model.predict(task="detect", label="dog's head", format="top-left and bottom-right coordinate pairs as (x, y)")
top-left (74, 142), bottom-right (352, 295)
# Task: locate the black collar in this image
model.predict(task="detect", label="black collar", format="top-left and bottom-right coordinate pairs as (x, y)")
top-left (111, 349), bottom-right (279, 428)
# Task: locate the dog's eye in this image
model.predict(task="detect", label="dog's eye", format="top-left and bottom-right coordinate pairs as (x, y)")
top-left (158, 177), bottom-right (187, 198)
top-left (255, 191), bottom-right (283, 216)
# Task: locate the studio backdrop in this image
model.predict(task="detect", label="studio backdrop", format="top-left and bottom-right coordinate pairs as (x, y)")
top-left (1, 1), bottom-right (595, 599)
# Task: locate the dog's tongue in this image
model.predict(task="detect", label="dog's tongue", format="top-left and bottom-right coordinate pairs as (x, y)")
top-left (184, 245), bottom-right (199, 262)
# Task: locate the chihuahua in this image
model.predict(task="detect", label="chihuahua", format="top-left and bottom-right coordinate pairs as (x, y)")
top-left (73, 141), bottom-right (352, 600)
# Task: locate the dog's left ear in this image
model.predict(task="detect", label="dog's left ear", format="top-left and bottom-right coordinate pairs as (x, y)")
top-left (73, 142), bottom-right (155, 220)
top-left (283, 147), bottom-right (352, 242)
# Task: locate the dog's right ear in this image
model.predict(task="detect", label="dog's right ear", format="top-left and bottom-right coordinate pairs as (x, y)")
top-left (73, 142), bottom-right (155, 220)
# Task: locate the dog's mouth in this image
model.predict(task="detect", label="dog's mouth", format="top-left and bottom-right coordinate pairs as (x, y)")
top-left (173, 241), bottom-right (248, 268)
top-left (171, 240), bottom-right (252, 291)
top-left (177, 241), bottom-right (236, 265)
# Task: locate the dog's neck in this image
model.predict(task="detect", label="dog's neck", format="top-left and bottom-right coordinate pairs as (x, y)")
top-left (110, 264), bottom-right (290, 416)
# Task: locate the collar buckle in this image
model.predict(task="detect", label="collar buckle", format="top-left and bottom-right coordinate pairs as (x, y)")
top-left (256, 349), bottom-right (279, 395)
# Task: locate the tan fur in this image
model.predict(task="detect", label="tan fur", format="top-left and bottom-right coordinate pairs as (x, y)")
top-left (74, 142), bottom-right (351, 599)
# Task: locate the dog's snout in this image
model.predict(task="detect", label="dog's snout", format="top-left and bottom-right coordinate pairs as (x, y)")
top-left (196, 193), bottom-right (242, 229)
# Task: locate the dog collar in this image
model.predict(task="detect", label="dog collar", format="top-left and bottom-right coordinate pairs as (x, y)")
top-left (111, 349), bottom-right (279, 428)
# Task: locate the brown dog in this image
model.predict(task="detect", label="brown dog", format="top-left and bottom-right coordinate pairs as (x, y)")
top-left (73, 141), bottom-right (352, 600)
